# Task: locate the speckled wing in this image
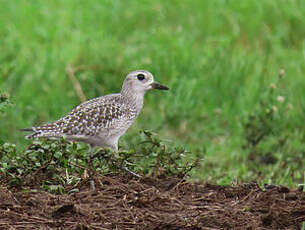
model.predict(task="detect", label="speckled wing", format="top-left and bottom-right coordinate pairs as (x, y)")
top-left (23, 95), bottom-right (135, 139)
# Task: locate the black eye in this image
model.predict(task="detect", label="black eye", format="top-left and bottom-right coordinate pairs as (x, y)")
top-left (137, 74), bottom-right (145, 81)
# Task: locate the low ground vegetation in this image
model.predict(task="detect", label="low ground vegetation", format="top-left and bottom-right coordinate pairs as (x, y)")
top-left (0, 134), bottom-right (305, 229)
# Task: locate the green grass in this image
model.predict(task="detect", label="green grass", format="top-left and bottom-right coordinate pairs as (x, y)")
top-left (1, 0), bottom-right (305, 186)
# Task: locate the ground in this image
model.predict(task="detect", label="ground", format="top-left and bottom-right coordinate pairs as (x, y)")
top-left (1, 174), bottom-right (304, 229)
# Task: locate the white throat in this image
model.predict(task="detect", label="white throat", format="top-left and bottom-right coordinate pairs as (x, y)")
top-left (121, 85), bottom-right (145, 113)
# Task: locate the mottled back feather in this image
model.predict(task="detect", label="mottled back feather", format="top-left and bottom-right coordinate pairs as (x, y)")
top-left (24, 94), bottom-right (137, 139)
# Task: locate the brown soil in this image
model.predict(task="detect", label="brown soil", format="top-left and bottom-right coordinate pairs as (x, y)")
top-left (0, 174), bottom-right (305, 230)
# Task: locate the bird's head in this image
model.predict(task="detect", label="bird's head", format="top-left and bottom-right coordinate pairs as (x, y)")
top-left (122, 70), bottom-right (169, 96)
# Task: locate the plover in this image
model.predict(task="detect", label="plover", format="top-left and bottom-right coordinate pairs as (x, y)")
top-left (21, 70), bottom-right (169, 152)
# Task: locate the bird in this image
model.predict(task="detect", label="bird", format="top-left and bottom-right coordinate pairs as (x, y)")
top-left (21, 70), bottom-right (169, 153)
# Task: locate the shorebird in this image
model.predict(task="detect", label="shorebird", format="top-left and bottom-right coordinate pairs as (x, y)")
top-left (21, 70), bottom-right (169, 153)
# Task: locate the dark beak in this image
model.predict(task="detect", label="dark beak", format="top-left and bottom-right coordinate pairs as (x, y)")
top-left (151, 82), bottom-right (169, 90)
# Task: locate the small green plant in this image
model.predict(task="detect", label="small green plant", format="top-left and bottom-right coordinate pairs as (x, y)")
top-left (119, 130), bottom-right (200, 177)
top-left (242, 69), bottom-right (292, 164)
top-left (80, 130), bottom-right (200, 178)
top-left (0, 139), bottom-right (74, 190)
top-left (0, 130), bottom-right (198, 193)
top-left (0, 92), bottom-right (11, 144)
top-left (0, 92), bottom-right (10, 113)
top-left (301, 221), bottom-right (305, 230)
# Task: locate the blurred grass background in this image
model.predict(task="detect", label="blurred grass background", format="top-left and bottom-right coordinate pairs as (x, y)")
top-left (1, 0), bottom-right (305, 186)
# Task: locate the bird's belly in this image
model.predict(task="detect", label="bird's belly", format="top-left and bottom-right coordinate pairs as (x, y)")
top-left (101, 119), bottom-right (134, 138)
top-left (94, 116), bottom-right (134, 140)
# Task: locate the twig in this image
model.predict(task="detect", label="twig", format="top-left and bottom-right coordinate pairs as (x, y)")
top-left (66, 62), bottom-right (87, 102)
top-left (69, 161), bottom-right (88, 171)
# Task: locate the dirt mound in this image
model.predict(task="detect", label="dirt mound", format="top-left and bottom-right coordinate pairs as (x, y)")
top-left (0, 174), bottom-right (305, 229)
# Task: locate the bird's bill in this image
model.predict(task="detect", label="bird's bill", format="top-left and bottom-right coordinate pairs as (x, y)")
top-left (150, 82), bottom-right (169, 90)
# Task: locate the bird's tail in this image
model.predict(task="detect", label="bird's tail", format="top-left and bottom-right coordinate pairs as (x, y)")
top-left (20, 127), bottom-right (42, 139)
top-left (19, 128), bottom-right (34, 132)
top-left (20, 123), bottom-right (64, 139)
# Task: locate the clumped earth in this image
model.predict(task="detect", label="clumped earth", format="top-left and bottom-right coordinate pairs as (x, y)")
top-left (0, 174), bottom-right (305, 229)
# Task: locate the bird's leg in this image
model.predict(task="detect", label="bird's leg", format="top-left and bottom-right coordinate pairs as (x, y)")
top-left (86, 144), bottom-right (97, 190)
top-left (88, 144), bottom-right (94, 154)
top-left (87, 144), bottom-right (99, 164)
top-left (114, 146), bottom-right (141, 179)
top-left (88, 144), bottom-right (97, 156)
top-left (86, 143), bottom-right (141, 190)
top-left (86, 144), bottom-right (92, 167)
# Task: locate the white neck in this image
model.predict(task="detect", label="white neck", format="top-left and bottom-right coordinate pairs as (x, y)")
top-left (121, 85), bottom-right (145, 113)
